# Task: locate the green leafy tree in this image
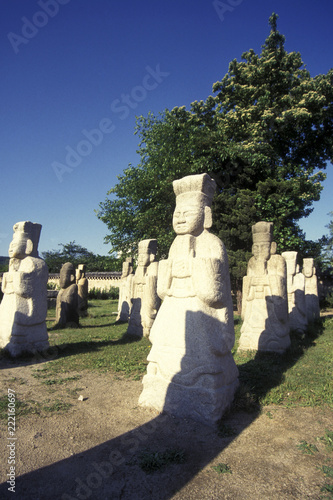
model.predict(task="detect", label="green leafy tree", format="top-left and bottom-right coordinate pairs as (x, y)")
top-left (319, 212), bottom-right (333, 272)
top-left (42, 241), bottom-right (121, 273)
top-left (97, 13), bottom-right (333, 293)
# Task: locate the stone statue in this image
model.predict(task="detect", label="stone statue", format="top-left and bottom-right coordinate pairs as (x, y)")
top-left (282, 251), bottom-right (308, 333)
top-left (139, 173), bottom-right (239, 426)
top-left (55, 262), bottom-right (79, 327)
top-left (116, 258), bottom-right (134, 322)
top-left (127, 240), bottom-right (160, 337)
top-left (303, 258), bottom-right (320, 322)
top-left (0, 221), bottom-right (49, 356)
top-left (239, 222), bottom-right (290, 353)
top-left (76, 264), bottom-right (88, 317)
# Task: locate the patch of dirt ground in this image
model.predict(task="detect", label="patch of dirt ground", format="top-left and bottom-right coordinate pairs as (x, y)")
top-left (0, 361), bottom-right (332, 500)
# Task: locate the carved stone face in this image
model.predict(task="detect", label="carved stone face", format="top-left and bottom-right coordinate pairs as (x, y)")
top-left (138, 250), bottom-right (151, 268)
top-left (8, 232), bottom-right (29, 259)
top-left (252, 242), bottom-right (271, 262)
top-left (60, 263), bottom-right (75, 289)
top-left (303, 259), bottom-right (314, 277)
top-left (173, 203), bottom-right (205, 236)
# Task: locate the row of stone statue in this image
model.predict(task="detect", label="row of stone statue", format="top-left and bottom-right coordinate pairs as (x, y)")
top-left (117, 223), bottom-right (320, 353)
top-left (238, 222), bottom-right (320, 352)
top-left (0, 225), bottom-right (89, 358)
top-left (0, 173), bottom-right (321, 428)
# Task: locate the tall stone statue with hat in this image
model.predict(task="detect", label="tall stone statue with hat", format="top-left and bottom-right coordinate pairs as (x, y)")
top-left (127, 239), bottom-right (160, 337)
top-left (302, 257), bottom-right (320, 322)
top-left (282, 251), bottom-right (308, 332)
top-left (0, 221), bottom-right (49, 356)
top-left (139, 173), bottom-right (239, 426)
top-left (239, 221), bottom-right (290, 353)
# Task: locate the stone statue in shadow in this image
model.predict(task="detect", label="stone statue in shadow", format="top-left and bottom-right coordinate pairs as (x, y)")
top-left (303, 257), bottom-right (320, 322)
top-left (239, 222), bottom-right (290, 353)
top-left (127, 240), bottom-right (160, 338)
top-left (56, 262), bottom-right (79, 328)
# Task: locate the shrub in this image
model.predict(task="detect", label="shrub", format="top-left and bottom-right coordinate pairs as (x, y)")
top-left (88, 286), bottom-right (119, 300)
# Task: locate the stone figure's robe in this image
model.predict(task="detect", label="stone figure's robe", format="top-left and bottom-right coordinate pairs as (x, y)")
top-left (139, 231), bottom-right (238, 425)
top-left (0, 256), bottom-right (49, 355)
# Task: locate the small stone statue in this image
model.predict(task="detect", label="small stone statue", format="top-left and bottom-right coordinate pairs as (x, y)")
top-left (239, 222), bottom-right (290, 353)
top-left (127, 240), bottom-right (160, 337)
top-left (303, 258), bottom-right (320, 322)
top-left (76, 264), bottom-right (88, 317)
top-left (56, 262), bottom-right (79, 327)
top-left (0, 221), bottom-right (49, 356)
top-left (116, 258), bottom-right (134, 322)
top-left (139, 173), bottom-right (238, 426)
top-left (282, 251), bottom-right (308, 333)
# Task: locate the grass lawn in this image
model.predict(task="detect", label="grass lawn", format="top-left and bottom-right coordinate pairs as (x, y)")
top-left (1, 299), bottom-right (332, 411)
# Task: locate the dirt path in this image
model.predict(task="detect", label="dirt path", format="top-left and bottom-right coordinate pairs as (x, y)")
top-left (0, 360), bottom-right (332, 500)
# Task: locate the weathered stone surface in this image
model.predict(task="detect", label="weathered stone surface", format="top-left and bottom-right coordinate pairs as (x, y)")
top-left (239, 222), bottom-right (290, 353)
top-left (282, 251), bottom-right (308, 332)
top-left (76, 264), bottom-right (88, 317)
top-left (303, 257), bottom-right (320, 322)
top-left (0, 221), bottom-right (49, 356)
top-left (56, 262), bottom-right (79, 327)
top-left (139, 173), bottom-right (238, 426)
top-left (116, 258), bottom-right (134, 323)
top-left (127, 240), bottom-right (160, 338)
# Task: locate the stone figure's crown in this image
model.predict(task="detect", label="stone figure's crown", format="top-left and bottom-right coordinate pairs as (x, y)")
top-left (13, 221), bottom-right (41, 253)
top-left (173, 173), bottom-right (216, 206)
top-left (252, 221), bottom-right (273, 243)
top-left (138, 239), bottom-right (157, 254)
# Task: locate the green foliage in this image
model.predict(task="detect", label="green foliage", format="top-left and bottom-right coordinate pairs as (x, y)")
top-left (47, 282), bottom-right (58, 290)
top-left (42, 241), bottom-right (121, 273)
top-left (319, 211), bottom-right (333, 274)
top-left (88, 286), bottom-right (119, 300)
top-left (318, 430), bottom-right (333, 453)
top-left (320, 465), bottom-right (333, 479)
top-left (97, 14), bottom-right (333, 291)
top-left (211, 463), bottom-right (232, 474)
top-left (297, 440), bottom-right (319, 455)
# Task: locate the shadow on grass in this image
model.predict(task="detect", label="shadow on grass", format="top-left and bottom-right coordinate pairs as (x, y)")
top-left (0, 332), bottom-right (141, 369)
top-left (233, 319), bottom-right (324, 411)
top-left (0, 318), bottom-right (327, 499)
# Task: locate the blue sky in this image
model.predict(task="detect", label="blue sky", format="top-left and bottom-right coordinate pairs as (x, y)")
top-left (1, 0), bottom-right (332, 257)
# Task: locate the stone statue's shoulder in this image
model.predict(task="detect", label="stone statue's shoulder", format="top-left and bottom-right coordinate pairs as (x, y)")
top-left (247, 256), bottom-right (256, 274)
top-left (19, 256), bottom-right (38, 273)
top-left (198, 230), bottom-right (225, 258)
top-left (147, 261), bottom-right (158, 275)
top-left (268, 254), bottom-right (286, 274)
